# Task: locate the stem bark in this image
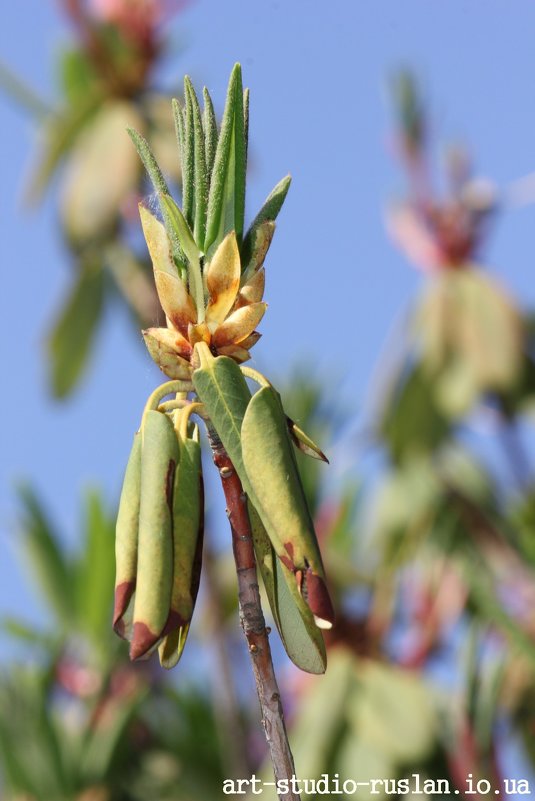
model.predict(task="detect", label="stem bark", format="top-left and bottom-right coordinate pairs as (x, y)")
top-left (208, 427), bottom-right (301, 801)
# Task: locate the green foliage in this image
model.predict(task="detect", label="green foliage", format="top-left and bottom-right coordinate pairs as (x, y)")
top-left (193, 353), bottom-right (329, 671)
top-left (48, 256), bottom-right (105, 399)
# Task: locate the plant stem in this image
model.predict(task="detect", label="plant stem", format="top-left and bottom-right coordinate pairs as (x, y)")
top-left (208, 426), bottom-right (301, 801)
top-left (203, 544), bottom-right (252, 780)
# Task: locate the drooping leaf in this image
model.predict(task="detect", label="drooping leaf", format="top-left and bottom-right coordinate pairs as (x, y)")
top-left (241, 386), bottom-right (334, 628)
top-left (205, 64), bottom-right (246, 257)
top-left (131, 410), bottom-right (178, 660)
top-left (113, 433), bottom-right (141, 636)
top-left (160, 427), bottom-right (204, 669)
top-left (48, 258), bottom-right (105, 398)
top-left (192, 350), bottom-right (327, 669)
top-left (249, 501), bottom-right (326, 674)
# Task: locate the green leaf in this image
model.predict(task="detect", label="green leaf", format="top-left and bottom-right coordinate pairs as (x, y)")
top-left (128, 127), bottom-right (187, 272)
top-left (159, 194), bottom-right (200, 269)
top-left (128, 126), bottom-right (170, 195)
top-left (17, 487), bottom-right (73, 628)
top-left (203, 87), bottom-right (218, 182)
top-left (172, 96), bottom-right (185, 170)
top-left (48, 258), bottom-right (104, 398)
top-left (380, 362), bottom-right (451, 463)
top-left (289, 649), bottom-right (356, 780)
top-left (0, 59), bottom-right (50, 119)
top-left (193, 353), bottom-right (252, 477)
top-left (243, 87), bottom-right (250, 163)
top-left (74, 491), bottom-right (116, 648)
top-left (463, 545), bottom-right (535, 666)
top-left (241, 175), bottom-right (291, 267)
top-left (0, 671), bottom-right (72, 799)
top-left (160, 432), bottom-right (204, 669)
top-left (28, 96), bottom-right (100, 202)
top-left (249, 501), bottom-right (326, 674)
top-left (417, 271), bottom-right (522, 416)
top-left (241, 386), bottom-right (334, 629)
top-left (159, 194), bottom-right (204, 316)
top-left (182, 84), bottom-right (195, 227)
top-left (287, 417), bottom-right (329, 462)
top-left (205, 64), bottom-right (246, 257)
top-left (1, 617), bottom-right (57, 650)
top-left (241, 387), bottom-right (325, 577)
top-left (81, 682), bottom-right (147, 782)
top-left (59, 48), bottom-right (96, 105)
top-left (350, 661), bottom-right (437, 763)
top-left (131, 410), bottom-right (178, 658)
top-left (185, 78), bottom-right (208, 248)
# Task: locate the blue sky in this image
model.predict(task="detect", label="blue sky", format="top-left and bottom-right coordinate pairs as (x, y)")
top-left (3, 1), bottom-right (535, 639)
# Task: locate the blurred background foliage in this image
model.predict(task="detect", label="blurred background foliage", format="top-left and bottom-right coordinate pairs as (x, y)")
top-left (3, 2), bottom-right (535, 800)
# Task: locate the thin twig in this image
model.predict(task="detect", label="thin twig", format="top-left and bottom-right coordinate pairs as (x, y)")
top-left (208, 426), bottom-right (301, 801)
top-left (203, 544), bottom-right (252, 780)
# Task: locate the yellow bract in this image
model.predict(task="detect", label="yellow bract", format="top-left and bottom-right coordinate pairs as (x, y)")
top-left (139, 207), bottom-right (267, 377)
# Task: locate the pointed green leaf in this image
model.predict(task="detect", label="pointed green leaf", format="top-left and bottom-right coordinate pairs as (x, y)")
top-left (243, 87), bottom-right (250, 163)
top-left (158, 194), bottom-right (200, 268)
top-left (182, 81), bottom-right (195, 227)
top-left (128, 125), bottom-right (169, 194)
top-left (241, 174), bottom-right (291, 267)
top-left (185, 77), bottom-right (208, 248)
top-left (75, 490), bottom-right (115, 645)
top-left (287, 417), bottom-right (329, 462)
top-left (205, 64), bottom-right (246, 256)
top-left (48, 258), bottom-right (104, 398)
top-left (127, 127), bottom-right (187, 273)
top-left (172, 95), bottom-right (185, 170)
top-left (17, 486), bottom-right (73, 626)
top-left (203, 87), bottom-right (218, 181)
top-left (249, 502), bottom-right (326, 674)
